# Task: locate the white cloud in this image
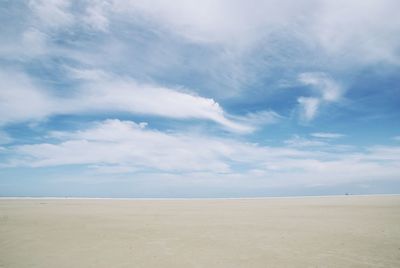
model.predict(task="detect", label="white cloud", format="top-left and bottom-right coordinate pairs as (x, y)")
top-left (1, 1), bottom-right (399, 194)
top-left (311, 132), bottom-right (345, 139)
top-left (82, 1), bottom-right (110, 32)
top-left (22, 0), bottom-right (400, 66)
top-left (230, 110), bottom-right (282, 130)
top-left (9, 119), bottom-right (314, 174)
top-left (363, 146), bottom-right (400, 161)
top-left (109, 0), bottom-right (400, 65)
top-left (66, 67), bottom-right (111, 81)
top-left (13, 119), bottom-right (238, 172)
top-left (21, 29), bottom-right (47, 56)
top-left (240, 110), bottom-right (282, 125)
top-left (0, 69), bottom-right (252, 133)
top-left (297, 97), bottom-right (320, 122)
top-left (0, 28), bottom-right (49, 60)
top-left (284, 135), bottom-right (327, 148)
top-left (78, 78), bottom-right (252, 133)
top-left (298, 72), bottom-right (343, 102)
top-left (5, 119), bottom-right (400, 187)
top-left (110, 0), bottom-right (284, 45)
top-left (312, 0), bottom-right (400, 65)
top-left (297, 72), bottom-right (344, 121)
top-left (2, 0), bottom-right (397, 103)
top-left (0, 71), bottom-right (54, 125)
top-left (29, 0), bottom-right (74, 29)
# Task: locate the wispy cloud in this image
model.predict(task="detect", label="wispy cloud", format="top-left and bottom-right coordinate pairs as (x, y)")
top-left (0, 0), bottom-right (399, 196)
top-left (109, 0), bottom-right (400, 66)
top-left (298, 72), bottom-right (343, 102)
top-left (0, 69), bottom-right (252, 133)
top-left (311, 132), bottom-right (345, 139)
top-left (3, 0), bottom-right (397, 96)
top-left (0, 131), bottom-right (13, 145)
top-left (0, 70), bottom-right (53, 125)
top-left (284, 135), bottom-right (327, 148)
top-left (29, 0), bottom-right (74, 29)
top-left (4, 119), bottom-right (400, 187)
top-left (297, 97), bottom-right (320, 122)
top-left (297, 72), bottom-right (344, 122)
top-left (82, 1), bottom-right (110, 32)
top-left (12, 119), bottom-right (239, 172)
top-left (231, 110), bottom-right (282, 130)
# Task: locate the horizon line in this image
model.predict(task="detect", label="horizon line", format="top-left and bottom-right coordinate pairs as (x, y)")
top-left (1, 193), bottom-right (399, 201)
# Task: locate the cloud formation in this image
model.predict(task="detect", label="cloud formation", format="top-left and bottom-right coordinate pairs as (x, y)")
top-left (297, 72), bottom-right (344, 121)
top-left (297, 97), bottom-right (320, 122)
top-left (0, 69), bottom-right (253, 133)
top-left (311, 132), bottom-right (345, 139)
top-left (284, 135), bottom-right (327, 148)
top-left (3, 0), bottom-right (398, 92)
top-left (4, 119), bottom-right (400, 187)
top-left (109, 0), bottom-right (400, 65)
top-left (0, 0), bottom-right (399, 196)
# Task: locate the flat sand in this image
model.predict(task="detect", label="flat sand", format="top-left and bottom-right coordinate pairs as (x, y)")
top-left (1, 195), bottom-right (399, 267)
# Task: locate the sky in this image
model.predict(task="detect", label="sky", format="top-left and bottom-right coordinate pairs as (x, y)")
top-left (0, 0), bottom-right (399, 197)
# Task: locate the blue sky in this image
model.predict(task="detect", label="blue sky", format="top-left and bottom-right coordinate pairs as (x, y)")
top-left (0, 0), bottom-right (399, 197)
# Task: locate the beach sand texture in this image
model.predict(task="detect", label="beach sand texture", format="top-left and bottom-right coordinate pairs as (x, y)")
top-left (1, 195), bottom-right (399, 267)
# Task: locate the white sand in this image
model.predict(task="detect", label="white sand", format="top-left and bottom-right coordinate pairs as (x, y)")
top-left (1, 195), bottom-right (399, 267)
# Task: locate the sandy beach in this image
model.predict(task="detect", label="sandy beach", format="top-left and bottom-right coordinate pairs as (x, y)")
top-left (1, 195), bottom-right (399, 267)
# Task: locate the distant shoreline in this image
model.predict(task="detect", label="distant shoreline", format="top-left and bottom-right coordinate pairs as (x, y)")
top-left (1, 193), bottom-right (399, 200)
